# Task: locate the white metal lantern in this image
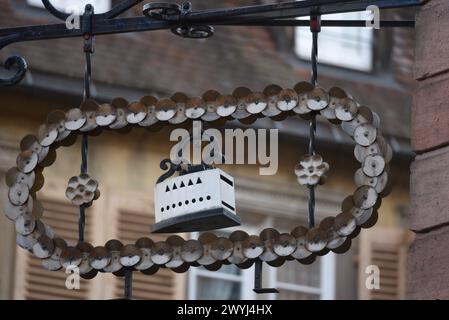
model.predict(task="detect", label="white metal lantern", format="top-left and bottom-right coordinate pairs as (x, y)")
top-left (152, 168), bottom-right (240, 233)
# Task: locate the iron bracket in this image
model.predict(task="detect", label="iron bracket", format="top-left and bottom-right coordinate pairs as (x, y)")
top-left (253, 259), bottom-right (279, 294)
top-left (0, 0), bottom-right (425, 86)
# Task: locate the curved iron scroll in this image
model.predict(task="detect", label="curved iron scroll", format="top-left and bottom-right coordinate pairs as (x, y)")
top-left (0, 56), bottom-right (27, 87)
top-left (0, 0), bottom-right (69, 86)
top-left (41, 0), bottom-right (71, 21)
top-left (157, 159), bottom-right (182, 184)
top-left (157, 158), bottom-right (215, 183)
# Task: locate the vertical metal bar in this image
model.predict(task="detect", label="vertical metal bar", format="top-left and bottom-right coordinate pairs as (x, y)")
top-left (83, 52), bottom-right (92, 101)
top-left (310, 26), bottom-right (318, 86)
top-left (254, 259), bottom-right (262, 290)
top-left (308, 14), bottom-right (320, 229)
top-left (253, 260), bottom-right (279, 294)
top-left (78, 205), bottom-right (86, 242)
top-left (78, 5), bottom-right (94, 243)
top-left (78, 133), bottom-right (88, 242)
top-left (124, 269), bottom-right (133, 299)
top-left (78, 53), bottom-right (90, 242)
top-left (78, 51), bottom-right (90, 242)
top-left (308, 111), bottom-right (316, 229)
top-left (80, 134), bottom-right (88, 174)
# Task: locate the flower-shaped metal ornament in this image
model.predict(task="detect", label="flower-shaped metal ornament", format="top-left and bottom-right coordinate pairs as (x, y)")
top-left (65, 173), bottom-right (100, 206)
top-left (295, 154), bottom-right (330, 186)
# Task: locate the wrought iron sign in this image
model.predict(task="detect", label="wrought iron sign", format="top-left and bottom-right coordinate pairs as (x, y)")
top-left (0, 0), bottom-right (423, 86)
top-left (1, 0), bottom-right (423, 299)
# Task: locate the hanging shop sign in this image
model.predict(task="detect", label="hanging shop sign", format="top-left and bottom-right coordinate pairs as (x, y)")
top-left (5, 82), bottom-right (392, 276)
top-left (0, 0), bottom-right (422, 298)
top-left (153, 165), bottom-right (239, 233)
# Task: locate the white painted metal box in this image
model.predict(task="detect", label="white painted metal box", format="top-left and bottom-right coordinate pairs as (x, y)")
top-left (152, 168), bottom-right (240, 233)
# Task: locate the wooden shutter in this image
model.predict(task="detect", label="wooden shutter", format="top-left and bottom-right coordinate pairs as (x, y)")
top-left (358, 228), bottom-right (414, 300)
top-left (108, 191), bottom-right (186, 300)
top-left (13, 183), bottom-right (186, 300)
top-left (14, 185), bottom-right (94, 300)
top-left (0, 170), bottom-right (16, 299)
top-left (0, 139), bottom-right (20, 299)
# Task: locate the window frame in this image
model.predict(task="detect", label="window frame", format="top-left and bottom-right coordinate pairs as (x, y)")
top-left (294, 10), bottom-right (374, 72)
top-left (186, 175), bottom-right (340, 301)
top-left (26, 0), bottom-right (112, 13)
top-left (187, 223), bottom-right (336, 300)
top-left (269, 252), bottom-right (336, 300)
top-left (187, 228), bottom-right (256, 300)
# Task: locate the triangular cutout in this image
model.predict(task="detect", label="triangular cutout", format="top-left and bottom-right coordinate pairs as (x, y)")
top-left (188, 179), bottom-right (194, 186)
top-left (165, 185), bottom-right (170, 192)
top-left (196, 177), bottom-right (202, 184)
top-left (180, 181), bottom-right (185, 188)
top-left (172, 183), bottom-right (177, 190)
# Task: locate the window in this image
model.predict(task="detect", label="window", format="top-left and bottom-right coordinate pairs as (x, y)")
top-left (272, 253), bottom-right (336, 300)
top-left (27, 0), bottom-right (111, 13)
top-left (188, 231), bottom-right (255, 300)
top-left (189, 264), bottom-right (253, 300)
top-left (187, 178), bottom-right (340, 300)
top-left (188, 226), bottom-right (336, 300)
top-left (188, 250), bottom-right (336, 300)
top-left (295, 11), bottom-right (373, 71)
top-left (358, 228), bottom-right (413, 300)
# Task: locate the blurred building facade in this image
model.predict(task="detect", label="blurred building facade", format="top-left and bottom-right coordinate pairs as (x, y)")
top-left (0, 0), bottom-right (415, 300)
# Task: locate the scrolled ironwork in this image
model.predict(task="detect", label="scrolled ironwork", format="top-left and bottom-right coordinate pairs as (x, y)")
top-left (142, 2), bottom-right (182, 20)
top-left (0, 0), bottom-right (419, 86)
top-left (0, 55), bottom-right (27, 87)
top-left (41, 0), bottom-right (71, 21)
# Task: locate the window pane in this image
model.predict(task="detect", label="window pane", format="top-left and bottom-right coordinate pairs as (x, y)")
top-left (214, 264), bottom-right (241, 276)
top-left (27, 0), bottom-right (111, 13)
top-left (191, 232), bottom-right (243, 300)
top-left (277, 260), bottom-right (321, 288)
top-left (295, 11), bottom-right (373, 71)
top-left (278, 290), bottom-right (320, 300)
top-left (196, 276), bottom-right (241, 300)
